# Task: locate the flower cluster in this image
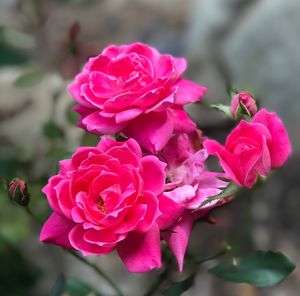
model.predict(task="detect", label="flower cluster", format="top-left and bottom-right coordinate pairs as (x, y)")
top-left (40, 42), bottom-right (291, 273)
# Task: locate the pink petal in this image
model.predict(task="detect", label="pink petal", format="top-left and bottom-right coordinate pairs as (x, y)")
top-left (69, 224), bottom-right (114, 255)
top-left (81, 111), bottom-right (126, 135)
top-left (175, 79), bottom-right (208, 105)
top-left (115, 108), bottom-right (144, 124)
top-left (135, 191), bottom-right (160, 233)
top-left (144, 91), bottom-right (175, 113)
top-left (89, 72), bottom-right (118, 97)
top-left (115, 204), bottom-right (147, 234)
top-left (141, 155), bottom-right (166, 195)
top-left (40, 213), bottom-right (75, 249)
top-left (42, 176), bottom-right (64, 215)
top-left (225, 120), bottom-right (271, 151)
top-left (168, 108), bottom-right (196, 133)
top-left (254, 135), bottom-right (271, 176)
top-left (204, 139), bottom-right (242, 186)
top-left (162, 211), bottom-right (194, 272)
top-left (252, 108), bottom-right (291, 168)
top-left (157, 194), bottom-right (184, 230)
top-left (173, 57), bottom-right (187, 76)
top-left (117, 224), bottom-right (161, 273)
top-left (164, 185), bottom-right (196, 205)
top-left (124, 111), bottom-right (174, 153)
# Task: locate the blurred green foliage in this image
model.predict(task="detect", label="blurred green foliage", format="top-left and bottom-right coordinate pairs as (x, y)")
top-left (0, 237), bottom-right (40, 296)
top-left (51, 274), bottom-right (102, 296)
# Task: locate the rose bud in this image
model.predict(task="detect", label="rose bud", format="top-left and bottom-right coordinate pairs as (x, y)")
top-left (231, 92), bottom-right (257, 119)
top-left (8, 178), bottom-right (30, 206)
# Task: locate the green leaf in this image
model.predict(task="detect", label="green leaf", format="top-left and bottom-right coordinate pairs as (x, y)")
top-left (43, 121), bottom-right (65, 140)
top-left (209, 251), bottom-right (295, 287)
top-left (210, 104), bottom-right (232, 117)
top-left (198, 182), bottom-right (239, 208)
top-left (14, 70), bottom-right (43, 88)
top-left (163, 274), bottom-right (195, 296)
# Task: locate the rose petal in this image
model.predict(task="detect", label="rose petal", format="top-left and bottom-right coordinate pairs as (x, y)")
top-left (168, 108), bottom-right (196, 133)
top-left (69, 224), bottom-right (114, 255)
top-left (124, 111), bottom-right (174, 153)
top-left (252, 108), bottom-right (291, 168)
top-left (162, 211), bottom-right (193, 272)
top-left (157, 194), bottom-right (184, 230)
top-left (40, 213), bottom-right (75, 249)
top-left (175, 79), bottom-right (208, 105)
top-left (117, 224), bottom-right (161, 272)
top-left (141, 155), bottom-right (166, 195)
top-left (81, 111), bottom-right (127, 135)
top-left (135, 191), bottom-right (160, 232)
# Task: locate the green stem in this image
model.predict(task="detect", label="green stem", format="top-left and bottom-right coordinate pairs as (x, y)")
top-left (187, 247), bottom-right (230, 265)
top-left (66, 250), bottom-right (124, 296)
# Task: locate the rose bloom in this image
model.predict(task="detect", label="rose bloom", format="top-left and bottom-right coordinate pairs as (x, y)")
top-left (68, 42), bottom-right (207, 153)
top-left (231, 91), bottom-right (257, 118)
top-left (40, 138), bottom-right (168, 272)
top-left (156, 131), bottom-right (228, 271)
top-left (204, 109), bottom-right (291, 188)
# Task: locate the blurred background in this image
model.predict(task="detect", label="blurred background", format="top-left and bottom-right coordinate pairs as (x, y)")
top-left (0, 0), bottom-right (300, 295)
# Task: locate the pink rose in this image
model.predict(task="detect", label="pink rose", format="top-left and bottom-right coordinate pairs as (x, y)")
top-left (204, 109), bottom-right (291, 188)
top-left (68, 42), bottom-right (207, 152)
top-left (231, 91), bottom-right (257, 118)
top-left (157, 132), bottom-right (228, 271)
top-left (40, 137), bottom-right (167, 272)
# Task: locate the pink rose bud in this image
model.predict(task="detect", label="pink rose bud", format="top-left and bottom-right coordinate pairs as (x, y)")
top-left (8, 178), bottom-right (30, 206)
top-left (231, 92), bottom-right (257, 119)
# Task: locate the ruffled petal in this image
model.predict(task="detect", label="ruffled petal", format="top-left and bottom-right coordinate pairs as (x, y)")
top-left (69, 224), bottom-right (114, 255)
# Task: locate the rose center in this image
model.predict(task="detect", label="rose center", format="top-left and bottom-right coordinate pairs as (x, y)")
top-left (97, 198), bottom-right (108, 214)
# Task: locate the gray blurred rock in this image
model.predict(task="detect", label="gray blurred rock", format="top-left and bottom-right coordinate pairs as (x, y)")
top-left (223, 0), bottom-right (300, 150)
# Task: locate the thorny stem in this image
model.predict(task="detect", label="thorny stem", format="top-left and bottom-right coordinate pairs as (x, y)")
top-left (25, 206), bottom-right (124, 296)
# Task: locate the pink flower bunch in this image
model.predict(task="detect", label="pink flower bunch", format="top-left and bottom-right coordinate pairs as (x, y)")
top-left (40, 43), bottom-right (291, 273)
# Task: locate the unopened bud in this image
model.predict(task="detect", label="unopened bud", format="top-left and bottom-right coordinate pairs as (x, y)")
top-left (8, 178), bottom-right (30, 206)
top-left (231, 92), bottom-right (257, 119)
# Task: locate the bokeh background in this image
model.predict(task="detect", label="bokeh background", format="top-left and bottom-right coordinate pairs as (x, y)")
top-left (0, 0), bottom-right (300, 295)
